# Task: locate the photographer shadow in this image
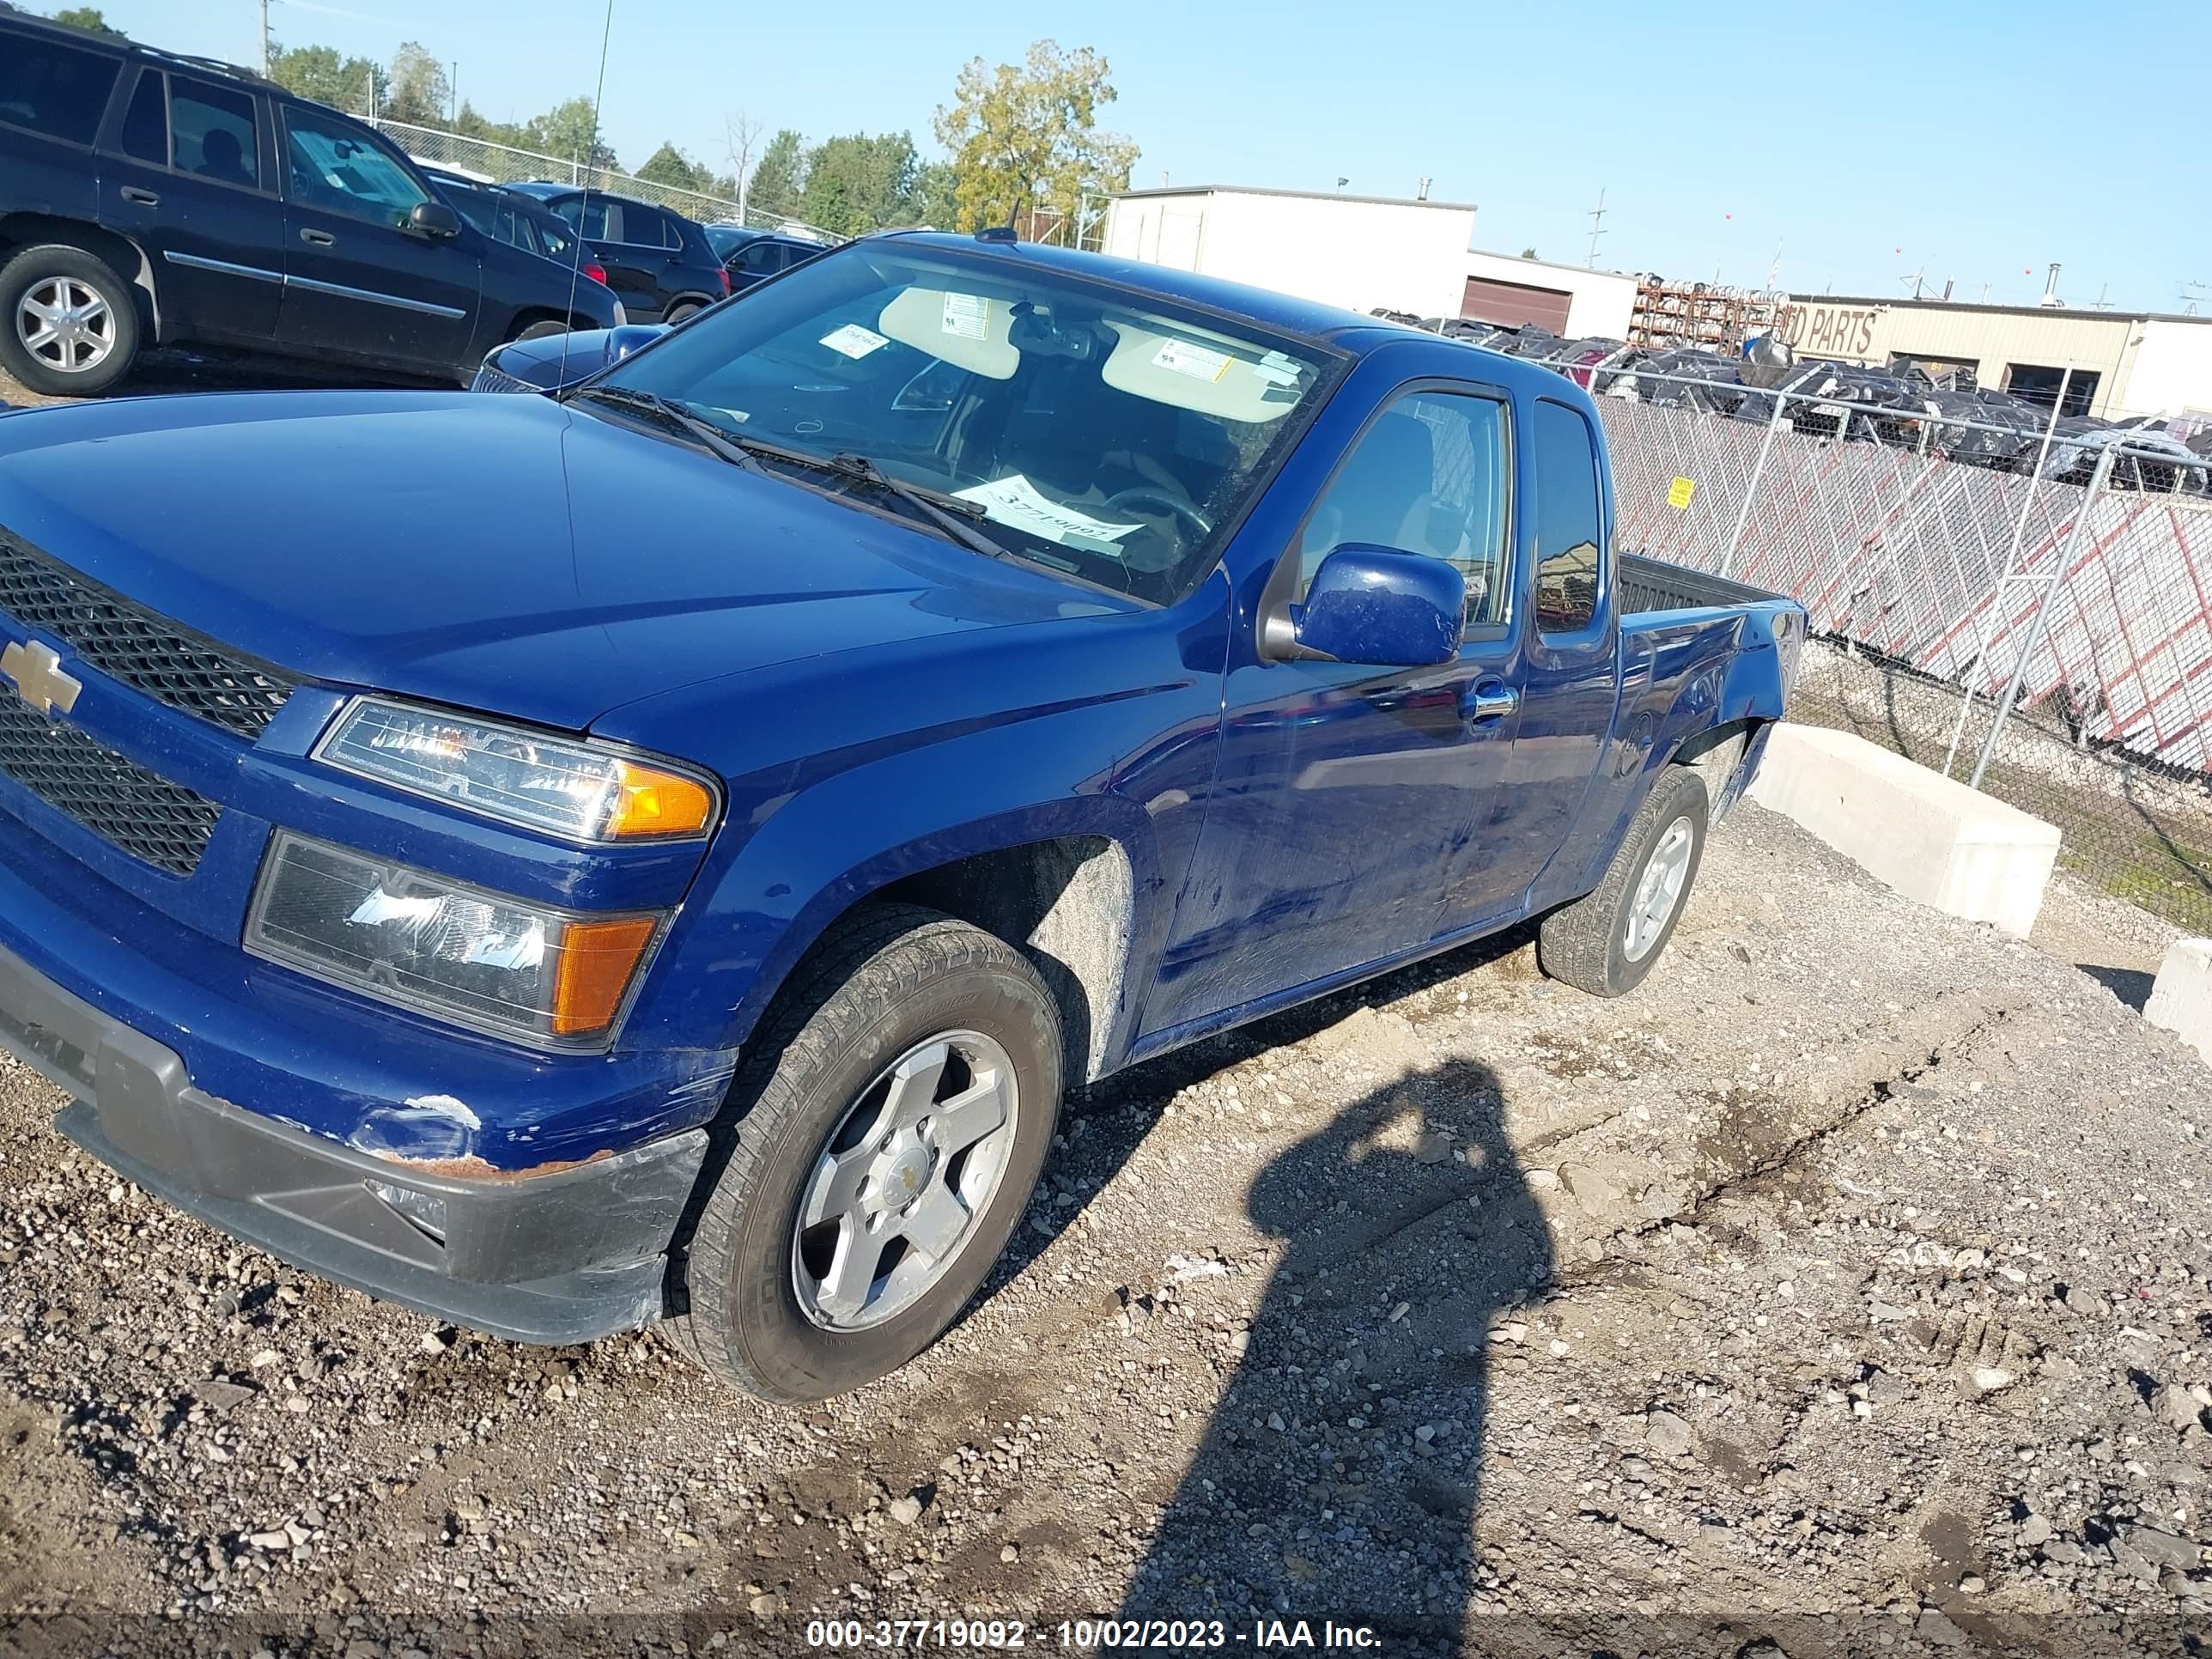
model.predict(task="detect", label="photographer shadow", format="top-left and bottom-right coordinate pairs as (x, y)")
top-left (1120, 1054), bottom-right (1549, 1655)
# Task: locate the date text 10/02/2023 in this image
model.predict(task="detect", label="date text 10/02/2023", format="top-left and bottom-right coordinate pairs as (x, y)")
top-left (802, 1619), bottom-right (1383, 1649)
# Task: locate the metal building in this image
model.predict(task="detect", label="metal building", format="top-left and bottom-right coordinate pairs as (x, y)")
top-left (1102, 185), bottom-right (1478, 320)
top-left (1773, 295), bottom-right (2212, 420)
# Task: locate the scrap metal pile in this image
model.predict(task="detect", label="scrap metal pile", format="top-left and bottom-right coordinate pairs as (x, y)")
top-left (1372, 310), bottom-right (2210, 493)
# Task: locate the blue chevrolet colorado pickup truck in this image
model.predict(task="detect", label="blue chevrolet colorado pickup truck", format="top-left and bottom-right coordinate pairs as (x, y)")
top-left (0, 231), bottom-right (1802, 1401)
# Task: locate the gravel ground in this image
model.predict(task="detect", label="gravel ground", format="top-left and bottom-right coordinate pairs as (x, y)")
top-left (2, 805), bottom-right (2209, 1658)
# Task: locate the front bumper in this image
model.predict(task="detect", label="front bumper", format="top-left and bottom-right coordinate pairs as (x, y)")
top-left (0, 940), bottom-right (707, 1345)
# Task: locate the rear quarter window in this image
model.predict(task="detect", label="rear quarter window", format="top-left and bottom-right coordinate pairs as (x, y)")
top-left (0, 33), bottom-right (121, 145)
top-left (1532, 399), bottom-right (1603, 634)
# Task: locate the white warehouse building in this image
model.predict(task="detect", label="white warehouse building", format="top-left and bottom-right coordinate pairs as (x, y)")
top-left (1101, 185), bottom-right (1639, 340)
top-left (1102, 185), bottom-right (1476, 320)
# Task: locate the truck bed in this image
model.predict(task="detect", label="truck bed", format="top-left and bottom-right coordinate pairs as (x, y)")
top-left (1618, 552), bottom-right (1784, 615)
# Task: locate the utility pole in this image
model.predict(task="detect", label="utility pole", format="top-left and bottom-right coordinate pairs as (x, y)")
top-left (1585, 185), bottom-right (1607, 269)
top-left (258, 0), bottom-right (270, 76)
top-left (450, 63), bottom-right (459, 125)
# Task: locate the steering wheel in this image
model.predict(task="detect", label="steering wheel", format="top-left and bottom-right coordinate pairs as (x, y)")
top-left (1101, 486), bottom-right (1212, 539)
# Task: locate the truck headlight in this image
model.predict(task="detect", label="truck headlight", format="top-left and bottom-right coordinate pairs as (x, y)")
top-left (246, 832), bottom-right (663, 1050)
top-left (317, 698), bottom-right (718, 844)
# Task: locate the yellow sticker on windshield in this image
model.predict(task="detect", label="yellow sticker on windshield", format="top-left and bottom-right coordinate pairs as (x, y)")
top-left (1667, 476), bottom-right (1697, 510)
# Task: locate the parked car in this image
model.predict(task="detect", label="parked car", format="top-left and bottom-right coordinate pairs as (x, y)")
top-left (702, 223), bottom-right (830, 294)
top-left (506, 184), bottom-right (727, 325)
top-left (419, 165), bottom-right (614, 287)
top-left (0, 11), bottom-right (623, 395)
top-left (470, 319), bottom-right (668, 392)
top-left (0, 232), bottom-right (1802, 1402)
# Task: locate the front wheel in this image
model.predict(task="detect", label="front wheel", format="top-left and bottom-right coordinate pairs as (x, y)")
top-left (1538, 766), bottom-right (1708, 997)
top-left (0, 245), bottom-right (140, 397)
top-left (670, 905), bottom-right (1062, 1402)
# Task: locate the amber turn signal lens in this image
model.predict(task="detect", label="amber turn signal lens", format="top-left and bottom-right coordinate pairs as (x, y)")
top-left (605, 762), bottom-right (716, 839)
top-left (550, 915), bottom-right (661, 1036)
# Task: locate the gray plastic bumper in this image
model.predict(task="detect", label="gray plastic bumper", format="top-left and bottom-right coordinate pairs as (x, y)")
top-left (0, 940), bottom-right (707, 1346)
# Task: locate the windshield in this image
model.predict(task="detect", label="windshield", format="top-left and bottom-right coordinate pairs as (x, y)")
top-left (588, 240), bottom-right (1338, 601)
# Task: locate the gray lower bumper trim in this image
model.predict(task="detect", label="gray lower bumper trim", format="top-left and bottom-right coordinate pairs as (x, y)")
top-left (0, 940), bottom-right (707, 1346)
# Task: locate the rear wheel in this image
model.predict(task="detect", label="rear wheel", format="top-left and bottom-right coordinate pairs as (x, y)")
top-left (1538, 766), bottom-right (1708, 997)
top-left (0, 246), bottom-right (139, 397)
top-left (669, 905), bottom-right (1061, 1402)
top-left (514, 319), bottom-right (572, 342)
top-left (663, 300), bottom-right (705, 325)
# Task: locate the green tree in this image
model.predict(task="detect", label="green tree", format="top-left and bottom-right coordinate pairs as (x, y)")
top-left (746, 128), bottom-right (806, 219)
top-left (268, 42), bottom-right (385, 116)
top-left (933, 40), bottom-right (1136, 235)
top-left (530, 95), bottom-right (617, 173)
top-left (382, 41), bottom-right (450, 128)
top-left (910, 161), bottom-right (958, 231)
top-left (799, 131), bottom-right (919, 238)
top-left (50, 6), bottom-right (120, 34)
top-left (635, 141), bottom-right (714, 195)
top-left (1521, 246), bottom-right (1538, 259)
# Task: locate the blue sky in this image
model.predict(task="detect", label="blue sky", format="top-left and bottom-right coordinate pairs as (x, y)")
top-left (80, 0), bottom-right (2210, 313)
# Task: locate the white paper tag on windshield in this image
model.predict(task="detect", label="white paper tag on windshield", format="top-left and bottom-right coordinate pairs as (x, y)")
top-left (954, 474), bottom-right (1143, 550)
top-left (820, 323), bottom-right (889, 359)
top-left (1153, 338), bottom-right (1234, 382)
top-left (941, 293), bottom-right (989, 341)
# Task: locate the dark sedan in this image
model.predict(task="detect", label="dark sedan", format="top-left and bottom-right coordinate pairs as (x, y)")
top-left (702, 223), bottom-right (830, 294)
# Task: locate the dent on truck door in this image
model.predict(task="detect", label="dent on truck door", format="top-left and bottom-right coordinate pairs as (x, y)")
top-left (1149, 390), bottom-right (1522, 1031)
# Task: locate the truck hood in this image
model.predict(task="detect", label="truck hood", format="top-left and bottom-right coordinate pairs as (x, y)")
top-left (0, 391), bottom-right (1115, 733)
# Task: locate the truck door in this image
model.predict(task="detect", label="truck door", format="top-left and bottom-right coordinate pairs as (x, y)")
top-left (1146, 385), bottom-right (1522, 1034)
top-left (99, 69), bottom-right (286, 344)
top-left (1443, 397), bottom-right (1619, 920)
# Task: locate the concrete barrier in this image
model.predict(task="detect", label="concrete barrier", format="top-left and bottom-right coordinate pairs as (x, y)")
top-left (2145, 940), bottom-right (2212, 1066)
top-left (1746, 722), bottom-right (2061, 939)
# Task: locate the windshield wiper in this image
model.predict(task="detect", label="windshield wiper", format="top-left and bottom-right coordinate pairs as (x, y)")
top-left (567, 385), bottom-right (763, 473)
top-left (718, 435), bottom-right (1015, 563)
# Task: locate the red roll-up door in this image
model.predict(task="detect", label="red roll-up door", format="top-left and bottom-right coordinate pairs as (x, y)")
top-left (1461, 276), bottom-right (1573, 331)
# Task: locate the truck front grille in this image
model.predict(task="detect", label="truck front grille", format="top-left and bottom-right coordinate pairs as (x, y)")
top-left (0, 698), bottom-right (222, 877)
top-left (0, 532), bottom-right (296, 739)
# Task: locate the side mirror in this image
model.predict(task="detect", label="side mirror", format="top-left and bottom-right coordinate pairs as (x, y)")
top-left (410, 201), bottom-right (463, 239)
top-left (1284, 544), bottom-right (1465, 666)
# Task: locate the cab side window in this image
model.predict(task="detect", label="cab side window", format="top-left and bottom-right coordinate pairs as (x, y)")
top-left (1532, 400), bottom-right (1603, 633)
top-left (1297, 391), bottom-right (1512, 627)
top-left (171, 76), bottom-right (260, 191)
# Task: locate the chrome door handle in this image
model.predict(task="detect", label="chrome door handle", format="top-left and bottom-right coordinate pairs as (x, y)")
top-left (300, 228), bottom-right (336, 247)
top-left (1462, 679), bottom-right (1521, 724)
top-left (118, 186), bottom-right (160, 206)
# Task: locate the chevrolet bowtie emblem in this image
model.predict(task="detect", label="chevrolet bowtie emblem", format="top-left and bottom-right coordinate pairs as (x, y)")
top-left (0, 640), bottom-right (82, 718)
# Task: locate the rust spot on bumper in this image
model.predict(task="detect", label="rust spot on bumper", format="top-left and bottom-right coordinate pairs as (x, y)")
top-left (368, 1147), bottom-right (614, 1182)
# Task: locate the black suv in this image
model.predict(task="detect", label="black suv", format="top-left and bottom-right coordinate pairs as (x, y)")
top-left (505, 184), bottom-right (727, 325)
top-left (0, 12), bottom-right (621, 396)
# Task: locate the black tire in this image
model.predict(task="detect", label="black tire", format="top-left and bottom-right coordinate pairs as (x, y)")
top-left (514, 319), bottom-right (572, 342)
top-left (0, 244), bottom-right (140, 398)
top-left (670, 904), bottom-right (1062, 1402)
top-left (1538, 767), bottom-right (1708, 997)
top-left (663, 300), bottom-right (704, 325)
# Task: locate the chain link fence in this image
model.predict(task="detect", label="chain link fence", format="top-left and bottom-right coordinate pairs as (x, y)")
top-left (1468, 336), bottom-right (2212, 935)
top-left (368, 119), bottom-right (835, 240)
